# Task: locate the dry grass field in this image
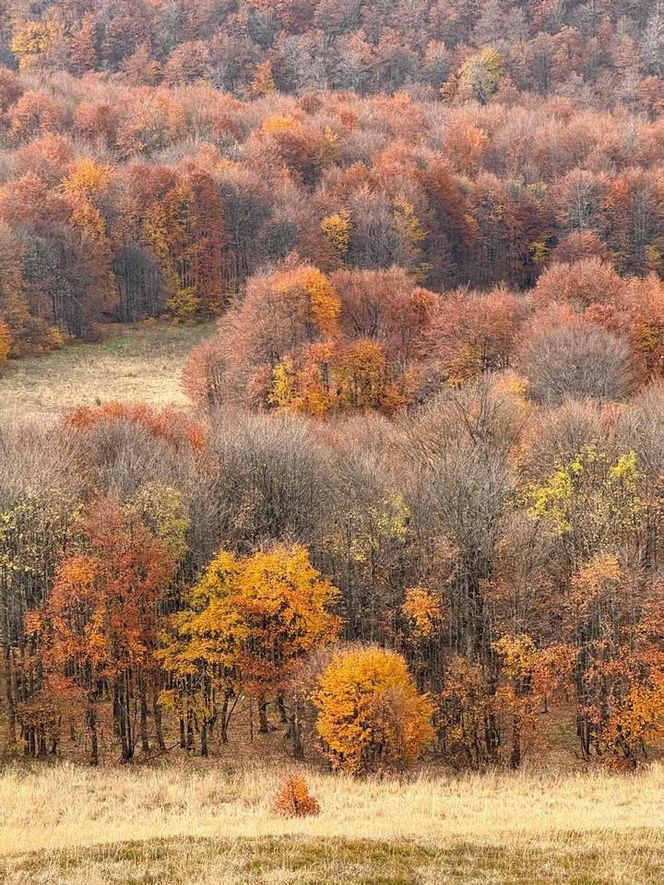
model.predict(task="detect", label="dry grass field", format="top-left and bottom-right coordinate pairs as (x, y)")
top-left (0, 321), bottom-right (214, 416)
top-left (0, 761), bottom-right (661, 884)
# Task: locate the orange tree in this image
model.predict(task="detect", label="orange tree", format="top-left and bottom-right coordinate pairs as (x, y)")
top-left (564, 555), bottom-right (664, 767)
top-left (0, 319), bottom-right (12, 363)
top-left (21, 500), bottom-right (175, 763)
top-left (314, 646), bottom-right (433, 775)
top-left (159, 544), bottom-right (340, 756)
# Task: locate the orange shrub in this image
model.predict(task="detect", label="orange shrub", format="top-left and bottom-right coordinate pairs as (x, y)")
top-left (272, 774), bottom-right (320, 817)
top-left (65, 402), bottom-right (206, 451)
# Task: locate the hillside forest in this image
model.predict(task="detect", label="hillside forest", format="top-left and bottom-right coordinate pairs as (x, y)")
top-left (0, 0), bottom-right (663, 774)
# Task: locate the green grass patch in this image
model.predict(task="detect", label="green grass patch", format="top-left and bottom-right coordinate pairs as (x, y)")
top-left (2, 830), bottom-right (662, 884)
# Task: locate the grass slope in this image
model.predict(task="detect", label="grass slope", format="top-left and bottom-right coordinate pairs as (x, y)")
top-left (5, 831), bottom-right (662, 884)
top-left (0, 762), bottom-right (661, 884)
top-left (0, 321), bottom-right (214, 416)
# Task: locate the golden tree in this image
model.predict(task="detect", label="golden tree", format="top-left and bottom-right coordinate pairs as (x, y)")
top-left (0, 319), bottom-right (12, 364)
top-left (160, 544), bottom-right (340, 754)
top-left (314, 647), bottom-right (433, 775)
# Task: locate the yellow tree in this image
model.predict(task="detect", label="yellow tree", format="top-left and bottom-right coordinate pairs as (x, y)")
top-left (160, 544), bottom-right (340, 756)
top-left (62, 157), bottom-right (113, 245)
top-left (0, 319), bottom-right (11, 364)
top-left (61, 157), bottom-right (115, 317)
top-left (249, 61), bottom-right (276, 98)
top-left (11, 21), bottom-right (51, 70)
top-left (314, 647), bottom-right (433, 774)
top-left (320, 210), bottom-right (352, 268)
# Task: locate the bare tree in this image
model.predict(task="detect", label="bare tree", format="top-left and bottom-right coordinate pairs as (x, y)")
top-left (519, 324), bottom-right (633, 405)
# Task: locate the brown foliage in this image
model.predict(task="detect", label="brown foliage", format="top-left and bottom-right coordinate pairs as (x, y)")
top-left (273, 774), bottom-right (320, 817)
top-left (65, 402), bottom-right (206, 451)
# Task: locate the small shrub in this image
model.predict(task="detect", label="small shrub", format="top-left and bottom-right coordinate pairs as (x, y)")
top-left (272, 774), bottom-right (320, 817)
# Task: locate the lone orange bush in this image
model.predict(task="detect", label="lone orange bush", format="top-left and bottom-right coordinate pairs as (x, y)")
top-left (273, 774), bottom-right (320, 817)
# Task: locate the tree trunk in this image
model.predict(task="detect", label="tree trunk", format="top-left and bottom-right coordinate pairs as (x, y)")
top-left (186, 710), bottom-right (194, 750)
top-left (87, 708), bottom-right (99, 766)
top-left (289, 701), bottom-right (304, 760)
top-left (220, 693), bottom-right (229, 744)
top-left (153, 686), bottom-right (165, 751)
top-left (258, 697), bottom-right (270, 734)
top-left (139, 677), bottom-right (149, 755)
top-left (510, 716), bottom-right (521, 770)
top-left (116, 671), bottom-right (134, 762)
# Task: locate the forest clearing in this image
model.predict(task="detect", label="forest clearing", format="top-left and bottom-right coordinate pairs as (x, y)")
top-left (0, 321), bottom-right (213, 415)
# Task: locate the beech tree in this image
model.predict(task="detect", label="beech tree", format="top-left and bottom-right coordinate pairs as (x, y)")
top-left (314, 646), bottom-right (433, 775)
top-left (160, 544), bottom-right (340, 756)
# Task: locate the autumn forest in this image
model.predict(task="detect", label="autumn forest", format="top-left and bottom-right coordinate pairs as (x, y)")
top-left (0, 0), bottom-right (662, 820)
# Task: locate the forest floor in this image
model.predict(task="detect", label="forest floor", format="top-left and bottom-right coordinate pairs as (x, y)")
top-left (0, 760), bottom-right (661, 884)
top-left (0, 320), bottom-right (214, 416)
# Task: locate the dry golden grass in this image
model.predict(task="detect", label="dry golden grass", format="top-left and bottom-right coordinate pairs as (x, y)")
top-left (0, 321), bottom-right (214, 416)
top-left (0, 761), bottom-right (661, 883)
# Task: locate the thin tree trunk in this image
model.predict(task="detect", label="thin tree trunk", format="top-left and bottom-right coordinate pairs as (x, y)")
top-left (153, 686), bottom-right (165, 751)
top-left (87, 708), bottom-right (99, 766)
top-left (220, 693), bottom-right (229, 744)
top-left (510, 716), bottom-right (521, 770)
top-left (117, 671), bottom-right (134, 762)
top-left (186, 710), bottom-right (194, 750)
top-left (258, 697), bottom-right (270, 734)
top-left (289, 701), bottom-right (304, 760)
top-left (139, 677), bottom-right (149, 754)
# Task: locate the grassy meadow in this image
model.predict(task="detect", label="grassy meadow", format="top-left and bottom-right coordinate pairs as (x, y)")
top-left (0, 321), bottom-right (214, 416)
top-left (0, 761), bottom-right (661, 884)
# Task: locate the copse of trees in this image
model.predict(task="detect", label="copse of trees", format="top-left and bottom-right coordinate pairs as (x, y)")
top-left (183, 265), bottom-right (438, 415)
top-left (184, 261), bottom-right (664, 416)
top-left (1, 377), bottom-right (663, 771)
